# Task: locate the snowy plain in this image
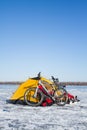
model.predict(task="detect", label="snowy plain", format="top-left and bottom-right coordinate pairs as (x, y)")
top-left (0, 85), bottom-right (87, 130)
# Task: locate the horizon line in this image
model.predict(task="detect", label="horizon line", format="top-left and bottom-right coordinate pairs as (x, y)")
top-left (0, 81), bottom-right (87, 86)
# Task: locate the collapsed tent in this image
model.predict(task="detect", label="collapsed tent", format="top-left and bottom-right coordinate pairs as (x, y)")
top-left (7, 75), bottom-right (53, 105)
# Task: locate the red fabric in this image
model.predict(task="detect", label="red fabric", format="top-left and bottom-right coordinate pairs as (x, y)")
top-left (68, 93), bottom-right (74, 99)
top-left (38, 85), bottom-right (48, 95)
top-left (38, 85), bottom-right (53, 106)
top-left (41, 98), bottom-right (53, 106)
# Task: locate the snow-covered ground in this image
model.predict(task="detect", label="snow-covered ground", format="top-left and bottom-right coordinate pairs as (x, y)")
top-left (0, 85), bottom-right (87, 130)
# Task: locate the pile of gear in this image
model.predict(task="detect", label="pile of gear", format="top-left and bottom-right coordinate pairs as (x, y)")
top-left (7, 73), bottom-right (80, 107)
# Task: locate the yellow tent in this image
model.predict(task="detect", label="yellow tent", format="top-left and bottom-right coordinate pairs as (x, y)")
top-left (7, 75), bottom-right (53, 105)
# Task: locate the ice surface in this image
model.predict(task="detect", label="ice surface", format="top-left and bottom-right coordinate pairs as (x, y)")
top-left (0, 85), bottom-right (87, 130)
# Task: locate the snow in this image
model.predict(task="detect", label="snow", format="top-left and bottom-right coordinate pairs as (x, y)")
top-left (0, 85), bottom-right (87, 130)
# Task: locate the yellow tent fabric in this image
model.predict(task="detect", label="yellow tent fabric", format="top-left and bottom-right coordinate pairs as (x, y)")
top-left (8, 77), bottom-right (53, 104)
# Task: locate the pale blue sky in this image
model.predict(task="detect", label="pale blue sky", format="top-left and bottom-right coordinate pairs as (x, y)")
top-left (0, 0), bottom-right (87, 81)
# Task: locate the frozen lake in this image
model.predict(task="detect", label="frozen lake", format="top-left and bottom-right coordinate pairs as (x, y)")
top-left (0, 85), bottom-right (87, 130)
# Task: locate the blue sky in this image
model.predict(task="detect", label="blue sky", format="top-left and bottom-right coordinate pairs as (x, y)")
top-left (0, 0), bottom-right (87, 81)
